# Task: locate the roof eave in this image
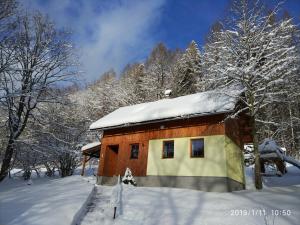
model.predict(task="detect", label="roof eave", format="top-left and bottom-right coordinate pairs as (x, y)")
top-left (89, 110), bottom-right (233, 131)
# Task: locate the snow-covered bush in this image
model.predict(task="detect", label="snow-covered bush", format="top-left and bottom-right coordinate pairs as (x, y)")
top-left (122, 168), bottom-right (137, 186)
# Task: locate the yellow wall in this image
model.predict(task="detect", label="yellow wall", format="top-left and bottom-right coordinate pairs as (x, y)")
top-left (146, 135), bottom-right (228, 177)
top-left (225, 136), bottom-right (245, 184)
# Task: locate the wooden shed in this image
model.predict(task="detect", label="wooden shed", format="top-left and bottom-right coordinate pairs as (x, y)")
top-left (86, 89), bottom-right (252, 192)
top-left (81, 142), bottom-right (100, 176)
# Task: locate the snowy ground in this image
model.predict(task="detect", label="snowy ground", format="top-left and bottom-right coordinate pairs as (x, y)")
top-left (0, 175), bottom-right (94, 225)
top-left (1, 164), bottom-right (299, 225)
top-left (245, 163), bottom-right (300, 189)
top-left (79, 164), bottom-right (300, 225)
top-left (80, 184), bottom-right (300, 225)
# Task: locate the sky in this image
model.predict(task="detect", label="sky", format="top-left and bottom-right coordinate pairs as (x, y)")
top-left (22, 0), bottom-right (300, 82)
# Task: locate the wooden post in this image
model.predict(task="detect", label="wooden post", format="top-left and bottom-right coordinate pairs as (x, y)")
top-left (113, 206), bottom-right (117, 219)
top-left (81, 155), bottom-right (87, 176)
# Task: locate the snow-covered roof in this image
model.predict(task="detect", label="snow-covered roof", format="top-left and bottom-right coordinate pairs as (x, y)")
top-left (90, 89), bottom-right (242, 130)
top-left (81, 142), bottom-right (101, 151)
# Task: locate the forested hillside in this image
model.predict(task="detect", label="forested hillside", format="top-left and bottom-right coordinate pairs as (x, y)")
top-left (0, 0), bottom-right (299, 183)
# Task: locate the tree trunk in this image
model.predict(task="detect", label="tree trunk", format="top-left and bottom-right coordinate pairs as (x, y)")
top-left (81, 155), bottom-right (87, 176)
top-left (23, 168), bottom-right (32, 180)
top-left (251, 116), bottom-right (263, 189)
top-left (0, 138), bottom-right (15, 182)
top-left (44, 163), bottom-right (54, 177)
top-left (288, 102), bottom-right (296, 156)
top-left (33, 167), bottom-right (40, 178)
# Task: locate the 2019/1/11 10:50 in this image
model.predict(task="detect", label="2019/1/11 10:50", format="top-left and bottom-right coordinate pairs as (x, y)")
top-left (230, 209), bottom-right (292, 216)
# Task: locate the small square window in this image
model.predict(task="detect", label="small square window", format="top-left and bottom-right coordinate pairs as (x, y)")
top-left (191, 139), bottom-right (204, 158)
top-left (163, 141), bottom-right (174, 158)
top-left (130, 144), bottom-right (139, 159)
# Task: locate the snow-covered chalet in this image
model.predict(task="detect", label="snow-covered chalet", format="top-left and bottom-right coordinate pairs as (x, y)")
top-left (82, 89), bottom-right (252, 192)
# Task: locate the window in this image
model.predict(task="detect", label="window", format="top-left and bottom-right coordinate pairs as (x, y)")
top-left (130, 144), bottom-right (139, 159)
top-left (163, 140), bottom-right (174, 158)
top-left (191, 139), bottom-right (204, 158)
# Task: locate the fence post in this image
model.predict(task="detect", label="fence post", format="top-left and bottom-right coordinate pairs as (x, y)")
top-left (113, 206), bottom-right (117, 219)
top-left (113, 175), bottom-right (121, 219)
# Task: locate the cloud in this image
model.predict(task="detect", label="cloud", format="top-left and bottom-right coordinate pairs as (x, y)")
top-left (22, 0), bottom-right (166, 82)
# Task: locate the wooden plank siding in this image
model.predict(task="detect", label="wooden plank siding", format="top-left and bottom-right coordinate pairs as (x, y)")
top-left (98, 114), bottom-right (227, 177)
top-left (225, 118), bottom-right (243, 148)
top-left (240, 115), bottom-right (253, 143)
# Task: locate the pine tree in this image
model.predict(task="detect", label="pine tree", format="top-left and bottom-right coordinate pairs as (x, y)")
top-left (172, 40), bottom-right (202, 97)
top-left (120, 63), bottom-right (147, 104)
top-left (202, 22), bottom-right (225, 91)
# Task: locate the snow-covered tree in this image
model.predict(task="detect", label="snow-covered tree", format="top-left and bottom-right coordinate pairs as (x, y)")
top-left (74, 69), bottom-right (126, 122)
top-left (172, 40), bottom-right (202, 97)
top-left (202, 0), bottom-right (299, 189)
top-left (120, 63), bottom-right (147, 104)
top-left (202, 21), bottom-right (224, 91)
top-left (122, 167), bottom-right (137, 186)
top-left (0, 12), bottom-right (77, 181)
top-left (20, 89), bottom-right (88, 178)
top-left (144, 43), bottom-right (179, 100)
top-left (0, 0), bottom-right (17, 107)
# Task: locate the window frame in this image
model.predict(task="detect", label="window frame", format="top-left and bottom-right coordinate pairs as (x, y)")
top-left (162, 140), bottom-right (174, 159)
top-left (130, 143), bottom-right (139, 159)
top-left (190, 138), bottom-right (204, 158)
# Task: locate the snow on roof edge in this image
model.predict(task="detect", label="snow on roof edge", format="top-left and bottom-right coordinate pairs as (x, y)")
top-left (90, 88), bottom-right (242, 130)
top-left (90, 110), bottom-right (234, 131)
top-left (81, 142), bottom-right (101, 151)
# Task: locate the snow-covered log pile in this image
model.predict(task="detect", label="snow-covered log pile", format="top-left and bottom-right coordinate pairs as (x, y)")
top-left (259, 138), bottom-right (285, 160)
top-left (259, 138), bottom-right (300, 169)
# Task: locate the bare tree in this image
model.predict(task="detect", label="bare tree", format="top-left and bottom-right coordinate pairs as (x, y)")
top-left (0, 12), bottom-right (77, 181)
top-left (0, 0), bottom-right (17, 176)
top-left (0, 0), bottom-right (17, 82)
top-left (0, 0), bottom-right (16, 21)
top-left (29, 93), bottom-right (86, 178)
top-left (145, 43), bottom-right (179, 100)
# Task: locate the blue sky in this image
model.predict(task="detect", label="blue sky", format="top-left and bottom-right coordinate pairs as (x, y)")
top-left (22, 0), bottom-right (300, 82)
